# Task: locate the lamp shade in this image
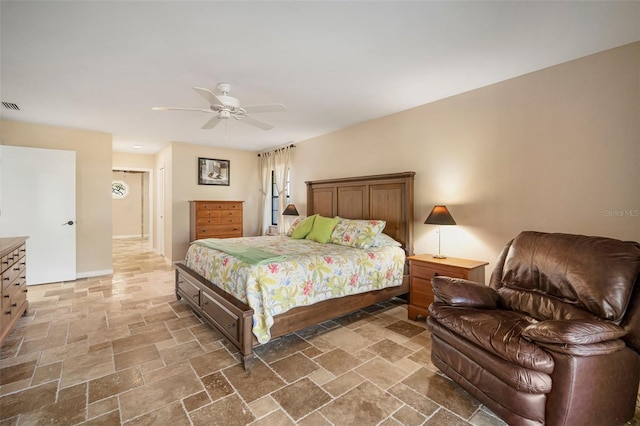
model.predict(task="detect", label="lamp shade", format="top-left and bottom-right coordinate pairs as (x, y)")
top-left (282, 204), bottom-right (299, 216)
top-left (424, 205), bottom-right (456, 225)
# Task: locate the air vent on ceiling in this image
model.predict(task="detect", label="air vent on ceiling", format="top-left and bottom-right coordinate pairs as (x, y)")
top-left (2, 102), bottom-right (20, 110)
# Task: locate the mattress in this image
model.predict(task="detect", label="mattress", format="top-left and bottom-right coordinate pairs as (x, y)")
top-left (185, 235), bottom-right (406, 343)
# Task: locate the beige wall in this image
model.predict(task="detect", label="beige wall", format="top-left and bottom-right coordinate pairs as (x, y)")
top-left (168, 141), bottom-right (260, 262)
top-left (291, 42), bottom-right (640, 280)
top-left (113, 151), bottom-right (155, 170)
top-left (0, 119), bottom-right (113, 276)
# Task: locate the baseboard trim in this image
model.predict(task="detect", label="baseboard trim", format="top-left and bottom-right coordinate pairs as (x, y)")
top-left (76, 269), bottom-right (113, 279)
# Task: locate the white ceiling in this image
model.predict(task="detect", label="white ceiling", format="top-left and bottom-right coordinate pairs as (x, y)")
top-left (1, 1), bottom-right (639, 155)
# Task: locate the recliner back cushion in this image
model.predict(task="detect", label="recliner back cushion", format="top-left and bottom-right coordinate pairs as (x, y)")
top-left (495, 231), bottom-right (640, 322)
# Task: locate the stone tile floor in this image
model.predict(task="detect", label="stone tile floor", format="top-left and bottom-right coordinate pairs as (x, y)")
top-left (0, 238), bottom-right (637, 425)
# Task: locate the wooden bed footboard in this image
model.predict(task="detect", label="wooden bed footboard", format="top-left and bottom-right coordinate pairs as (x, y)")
top-left (176, 261), bottom-right (408, 370)
top-left (175, 263), bottom-right (255, 369)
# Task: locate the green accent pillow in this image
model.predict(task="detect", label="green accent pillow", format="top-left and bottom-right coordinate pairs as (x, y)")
top-left (290, 215), bottom-right (317, 239)
top-left (305, 215), bottom-right (339, 244)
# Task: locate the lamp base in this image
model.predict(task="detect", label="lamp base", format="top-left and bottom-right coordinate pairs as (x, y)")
top-left (432, 254), bottom-right (447, 259)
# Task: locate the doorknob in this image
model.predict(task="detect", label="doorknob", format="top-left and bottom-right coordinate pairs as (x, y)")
top-left (62, 220), bottom-right (74, 226)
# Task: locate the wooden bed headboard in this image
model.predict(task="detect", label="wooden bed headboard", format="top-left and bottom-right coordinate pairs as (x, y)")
top-left (306, 171), bottom-right (415, 257)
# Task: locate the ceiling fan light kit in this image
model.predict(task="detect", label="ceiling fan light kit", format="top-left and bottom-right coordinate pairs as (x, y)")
top-left (152, 83), bottom-right (286, 131)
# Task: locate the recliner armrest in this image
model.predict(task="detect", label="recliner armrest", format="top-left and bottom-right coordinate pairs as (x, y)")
top-left (522, 318), bottom-right (627, 345)
top-left (536, 339), bottom-right (626, 356)
top-left (431, 276), bottom-right (499, 309)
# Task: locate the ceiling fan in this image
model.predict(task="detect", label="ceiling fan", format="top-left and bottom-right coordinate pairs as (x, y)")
top-left (152, 83), bottom-right (286, 130)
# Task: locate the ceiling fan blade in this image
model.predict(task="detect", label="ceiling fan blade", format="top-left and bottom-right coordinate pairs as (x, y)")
top-left (152, 106), bottom-right (212, 113)
top-left (236, 115), bottom-right (273, 130)
top-left (193, 87), bottom-right (224, 107)
top-left (202, 116), bottom-right (223, 129)
top-left (241, 104), bottom-right (287, 114)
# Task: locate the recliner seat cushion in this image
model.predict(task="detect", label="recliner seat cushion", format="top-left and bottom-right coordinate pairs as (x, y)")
top-left (429, 317), bottom-right (552, 394)
top-left (429, 302), bottom-right (554, 374)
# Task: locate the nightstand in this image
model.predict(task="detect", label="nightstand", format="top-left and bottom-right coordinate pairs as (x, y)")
top-left (407, 254), bottom-right (489, 320)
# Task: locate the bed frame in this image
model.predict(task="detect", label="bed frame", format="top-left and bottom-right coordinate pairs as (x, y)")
top-left (175, 171), bottom-right (415, 369)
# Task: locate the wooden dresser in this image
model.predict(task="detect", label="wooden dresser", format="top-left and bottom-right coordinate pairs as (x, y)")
top-left (407, 254), bottom-right (488, 321)
top-left (189, 200), bottom-right (244, 242)
top-left (1, 236), bottom-right (28, 345)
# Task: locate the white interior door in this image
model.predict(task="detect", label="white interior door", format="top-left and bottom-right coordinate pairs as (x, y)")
top-left (0, 145), bottom-right (76, 285)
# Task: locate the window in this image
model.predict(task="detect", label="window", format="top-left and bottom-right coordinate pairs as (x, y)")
top-left (271, 170), bottom-right (290, 225)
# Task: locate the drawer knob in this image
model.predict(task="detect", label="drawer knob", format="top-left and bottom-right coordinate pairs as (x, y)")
top-left (14, 267), bottom-right (20, 271)
top-left (3, 277), bottom-right (9, 281)
top-left (3, 295), bottom-right (9, 298)
top-left (11, 303), bottom-right (17, 308)
top-left (191, 294), bottom-right (198, 299)
top-left (5, 311), bottom-right (11, 315)
top-left (226, 323), bottom-right (234, 329)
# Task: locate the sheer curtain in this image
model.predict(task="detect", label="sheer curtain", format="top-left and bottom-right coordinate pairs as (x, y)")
top-left (258, 145), bottom-right (295, 235)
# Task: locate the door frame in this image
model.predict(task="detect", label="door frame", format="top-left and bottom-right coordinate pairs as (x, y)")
top-left (111, 166), bottom-right (154, 250)
top-left (157, 166), bottom-right (165, 257)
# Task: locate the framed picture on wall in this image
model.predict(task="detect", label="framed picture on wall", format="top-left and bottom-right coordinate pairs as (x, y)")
top-left (198, 157), bottom-right (230, 186)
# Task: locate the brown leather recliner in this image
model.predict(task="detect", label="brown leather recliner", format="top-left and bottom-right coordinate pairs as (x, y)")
top-left (427, 231), bottom-right (640, 426)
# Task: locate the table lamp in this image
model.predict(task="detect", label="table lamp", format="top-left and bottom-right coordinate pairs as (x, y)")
top-left (282, 204), bottom-right (299, 232)
top-left (424, 205), bottom-right (456, 259)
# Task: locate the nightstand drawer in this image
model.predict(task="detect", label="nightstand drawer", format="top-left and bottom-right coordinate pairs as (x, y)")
top-left (410, 286), bottom-right (433, 307)
top-left (410, 275), bottom-right (433, 293)
top-left (411, 263), bottom-right (466, 280)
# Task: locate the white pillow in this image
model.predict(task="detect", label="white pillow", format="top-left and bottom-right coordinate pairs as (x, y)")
top-left (369, 233), bottom-right (402, 248)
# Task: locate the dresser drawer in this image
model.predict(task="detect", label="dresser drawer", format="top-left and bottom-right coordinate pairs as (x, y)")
top-left (197, 210), bottom-right (222, 219)
top-left (1, 296), bottom-right (11, 330)
top-left (196, 215), bottom-right (241, 226)
top-left (9, 284), bottom-right (27, 317)
top-left (2, 260), bottom-right (26, 292)
top-left (197, 202), bottom-right (243, 211)
top-left (1, 249), bottom-right (21, 274)
top-left (196, 216), bottom-right (222, 226)
top-left (0, 237), bottom-right (28, 346)
top-left (196, 224), bottom-right (242, 238)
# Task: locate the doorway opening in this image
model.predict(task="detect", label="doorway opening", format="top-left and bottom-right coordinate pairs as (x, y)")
top-left (112, 169), bottom-right (153, 251)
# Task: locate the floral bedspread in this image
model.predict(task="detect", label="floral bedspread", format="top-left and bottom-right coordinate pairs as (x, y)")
top-left (184, 235), bottom-right (406, 343)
